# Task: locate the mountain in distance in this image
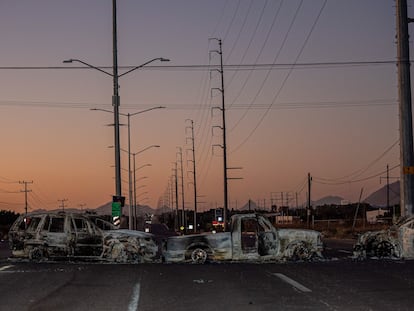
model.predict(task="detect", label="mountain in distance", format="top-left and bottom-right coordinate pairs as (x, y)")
top-left (31, 181), bottom-right (401, 215)
top-left (312, 195), bottom-right (344, 206)
top-left (311, 182), bottom-right (400, 207)
top-left (363, 181), bottom-right (400, 207)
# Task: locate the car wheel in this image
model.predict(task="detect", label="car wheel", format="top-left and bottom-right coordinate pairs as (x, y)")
top-left (287, 242), bottom-right (311, 261)
top-left (375, 241), bottom-right (395, 258)
top-left (190, 248), bottom-right (208, 264)
top-left (28, 247), bottom-right (44, 261)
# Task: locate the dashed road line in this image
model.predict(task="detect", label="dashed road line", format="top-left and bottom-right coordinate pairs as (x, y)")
top-left (128, 282), bottom-right (141, 311)
top-left (0, 265), bottom-right (14, 272)
top-left (273, 273), bottom-right (312, 293)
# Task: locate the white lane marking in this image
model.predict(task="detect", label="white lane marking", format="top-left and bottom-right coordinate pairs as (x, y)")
top-left (338, 250), bottom-right (352, 254)
top-left (0, 265), bottom-right (13, 272)
top-left (128, 282), bottom-right (141, 311)
top-left (273, 273), bottom-right (312, 293)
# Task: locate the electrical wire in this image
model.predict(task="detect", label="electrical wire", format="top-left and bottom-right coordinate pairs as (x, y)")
top-left (315, 139), bottom-right (399, 183)
top-left (229, 0), bottom-right (301, 130)
top-left (224, 0), bottom-right (255, 64)
top-left (0, 60), bottom-right (396, 71)
top-left (223, 0), bottom-right (243, 43)
top-left (231, 0), bottom-right (328, 153)
top-left (227, 0), bottom-right (283, 109)
top-left (314, 164), bottom-right (400, 185)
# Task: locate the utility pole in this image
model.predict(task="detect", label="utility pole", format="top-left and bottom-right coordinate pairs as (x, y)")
top-left (19, 181), bottom-right (33, 216)
top-left (58, 199), bottom-right (68, 211)
top-left (174, 163), bottom-right (179, 231)
top-left (170, 176), bottom-right (174, 212)
top-left (380, 164), bottom-right (399, 222)
top-left (397, 0), bottom-right (414, 216)
top-left (387, 164), bottom-right (390, 210)
top-left (177, 147), bottom-right (185, 230)
top-left (112, 0), bottom-right (122, 202)
top-left (307, 173), bottom-right (312, 228)
top-left (186, 119), bottom-right (198, 233)
top-left (295, 192), bottom-right (299, 209)
top-left (210, 38), bottom-right (229, 231)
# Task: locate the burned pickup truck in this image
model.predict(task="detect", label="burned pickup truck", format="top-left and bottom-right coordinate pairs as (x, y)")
top-left (353, 216), bottom-right (414, 260)
top-left (163, 213), bottom-right (323, 263)
top-left (8, 211), bottom-right (158, 263)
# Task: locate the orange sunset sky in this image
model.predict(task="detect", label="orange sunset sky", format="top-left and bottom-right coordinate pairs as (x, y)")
top-left (0, 0), bottom-right (406, 213)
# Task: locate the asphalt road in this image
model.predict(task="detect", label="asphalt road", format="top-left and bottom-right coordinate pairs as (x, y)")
top-left (1, 239), bottom-right (414, 311)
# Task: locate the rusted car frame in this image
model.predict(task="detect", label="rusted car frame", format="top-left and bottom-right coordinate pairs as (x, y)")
top-left (353, 216), bottom-right (414, 259)
top-left (163, 213), bottom-right (324, 263)
top-left (8, 211), bottom-right (158, 263)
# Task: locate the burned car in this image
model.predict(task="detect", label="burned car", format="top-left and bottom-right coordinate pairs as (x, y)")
top-left (8, 211), bottom-right (158, 263)
top-left (163, 213), bottom-right (324, 263)
top-left (353, 216), bottom-right (414, 259)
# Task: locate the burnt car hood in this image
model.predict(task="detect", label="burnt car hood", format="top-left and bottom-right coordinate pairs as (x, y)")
top-left (103, 229), bottom-right (154, 239)
top-left (101, 229), bottom-right (159, 263)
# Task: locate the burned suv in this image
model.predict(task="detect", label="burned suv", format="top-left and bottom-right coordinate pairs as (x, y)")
top-left (9, 211), bottom-right (158, 263)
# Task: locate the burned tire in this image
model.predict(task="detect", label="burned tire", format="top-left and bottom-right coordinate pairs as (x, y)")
top-left (28, 247), bottom-right (44, 261)
top-left (375, 241), bottom-right (395, 258)
top-left (190, 248), bottom-right (208, 264)
top-left (287, 242), bottom-right (312, 261)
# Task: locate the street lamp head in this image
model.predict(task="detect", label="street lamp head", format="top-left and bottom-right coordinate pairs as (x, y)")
top-left (160, 58), bottom-right (170, 62)
top-left (63, 59), bottom-right (73, 63)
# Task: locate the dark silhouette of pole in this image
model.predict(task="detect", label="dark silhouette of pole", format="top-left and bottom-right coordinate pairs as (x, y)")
top-left (64, 2), bottom-right (168, 217)
top-left (387, 164), bottom-right (390, 210)
top-left (177, 147), bottom-right (185, 229)
top-left (219, 39), bottom-right (229, 231)
top-left (397, 0), bottom-right (414, 216)
top-left (112, 0), bottom-right (122, 201)
top-left (210, 38), bottom-right (229, 230)
top-left (307, 173), bottom-right (312, 228)
top-left (19, 181), bottom-right (33, 216)
top-left (58, 199), bottom-right (68, 211)
top-left (174, 162), bottom-right (179, 231)
top-left (186, 119), bottom-right (198, 233)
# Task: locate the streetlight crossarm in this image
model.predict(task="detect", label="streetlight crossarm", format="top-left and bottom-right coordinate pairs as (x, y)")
top-left (129, 106), bottom-right (166, 117)
top-left (63, 59), bottom-right (113, 77)
top-left (118, 58), bottom-right (170, 78)
top-left (133, 145), bottom-right (160, 156)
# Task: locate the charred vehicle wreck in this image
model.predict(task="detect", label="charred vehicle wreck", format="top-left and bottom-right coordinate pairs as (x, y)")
top-left (353, 216), bottom-right (414, 260)
top-left (163, 213), bottom-right (324, 263)
top-left (8, 211), bottom-right (158, 263)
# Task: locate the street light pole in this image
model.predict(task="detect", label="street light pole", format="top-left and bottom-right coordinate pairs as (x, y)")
top-left (112, 0), bottom-right (121, 200)
top-left (64, 0), bottom-right (169, 223)
top-left (126, 108), bottom-right (164, 229)
top-left (92, 107), bottom-right (164, 229)
top-left (132, 145), bottom-right (159, 228)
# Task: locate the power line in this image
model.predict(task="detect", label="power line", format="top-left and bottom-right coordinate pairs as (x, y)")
top-left (315, 140), bottom-right (399, 183)
top-left (229, 0), bottom-right (304, 131)
top-left (0, 60), bottom-right (396, 71)
top-left (314, 164), bottom-right (400, 185)
top-left (231, 0), bottom-right (328, 153)
top-left (227, 0), bottom-right (283, 110)
top-left (223, 0), bottom-right (242, 42)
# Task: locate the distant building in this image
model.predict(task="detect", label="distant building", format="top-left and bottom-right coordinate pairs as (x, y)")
top-left (366, 209), bottom-right (387, 224)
